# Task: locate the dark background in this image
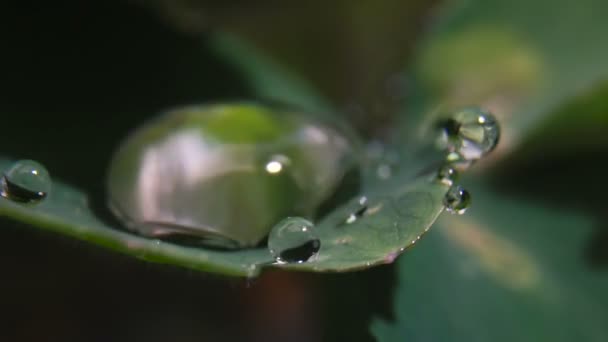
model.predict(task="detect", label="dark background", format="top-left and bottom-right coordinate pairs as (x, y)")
top-left (1, 1), bottom-right (606, 341)
top-left (0, 2), bottom-right (399, 341)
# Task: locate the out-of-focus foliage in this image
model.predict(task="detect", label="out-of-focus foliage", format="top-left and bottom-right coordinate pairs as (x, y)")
top-left (372, 184), bottom-right (608, 341)
top-left (373, 0), bottom-right (608, 340)
top-left (143, 0), bottom-right (440, 136)
top-left (404, 0), bottom-right (608, 156)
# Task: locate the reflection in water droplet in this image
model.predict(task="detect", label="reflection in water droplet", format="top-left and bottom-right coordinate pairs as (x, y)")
top-left (438, 107), bottom-right (500, 162)
top-left (436, 164), bottom-right (458, 186)
top-left (443, 185), bottom-right (471, 215)
top-left (268, 217), bottom-right (320, 264)
top-left (1, 160), bottom-right (51, 203)
top-left (265, 154), bottom-right (291, 175)
top-left (345, 196), bottom-right (368, 224)
top-left (107, 104), bottom-right (362, 248)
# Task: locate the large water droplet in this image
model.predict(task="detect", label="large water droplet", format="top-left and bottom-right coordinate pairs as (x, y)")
top-left (107, 103), bottom-right (361, 248)
top-left (443, 185), bottom-right (471, 215)
top-left (268, 217), bottom-right (320, 264)
top-left (1, 160), bottom-right (51, 203)
top-left (438, 107), bottom-right (499, 161)
top-left (436, 164), bottom-right (458, 186)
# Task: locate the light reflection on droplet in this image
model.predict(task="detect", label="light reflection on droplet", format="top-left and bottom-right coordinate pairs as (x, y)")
top-left (266, 161), bottom-right (283, 174)
top-left (265, 154), bottom-right (290, 175)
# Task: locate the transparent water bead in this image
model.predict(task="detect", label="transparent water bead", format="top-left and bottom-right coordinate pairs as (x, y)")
top-left (345, 196), bottom-right (368, 224)
top-left (268, 217), bottom-right (320, 264)
top-left (107, 103), bottom-right (361, 248)
top-left (438, 107), bottom-right (500, 161)
top-left (436, 165), bottom-right (458, 186)
top-left (443, 185), bottom-right (471, 215)
top-left (1, 160), bottom-right (51, 203)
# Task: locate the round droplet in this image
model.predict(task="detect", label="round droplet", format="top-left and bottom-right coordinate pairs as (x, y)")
top-left (268, 217), bottom-right (320, 264)
top-left (344, 196), bottom-right (368, 225)
top-left (107, 103), bottom-right (361, 248)
top-left (443, 185), bottom-right (471, 215)
top-left (1, 160), bottom-right (51, 203)
top-left (436, 164), bottom-right (458, 186)
top-left (438, 107), bottom-right (500, 161)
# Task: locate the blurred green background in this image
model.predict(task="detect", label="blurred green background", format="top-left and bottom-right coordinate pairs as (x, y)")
top-left (1, 1), bottom-right (607, 341)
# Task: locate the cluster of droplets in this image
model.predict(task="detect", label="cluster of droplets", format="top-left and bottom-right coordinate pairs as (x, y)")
top-left (435, 107), bottom-right (500, 215)
top-left (1, 160), bottom-right (51, 204)
top-left (0, 107), bottom-right (498, 268)
top-left (265, 107), bottom-right (499, 264)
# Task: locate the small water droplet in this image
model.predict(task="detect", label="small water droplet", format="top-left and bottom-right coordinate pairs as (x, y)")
top-left (443, 185), bottom-right (471, 215)
top-left (1, 160), bottom-right (51, 203)
top-left (345, 196), bottom-right (368, 224)
top-left (268, 217), bottom-right (320, 264)
top-left (436, 165), bottom-right (458, 186)
top-left (438, 107), bottom-right (500, 161)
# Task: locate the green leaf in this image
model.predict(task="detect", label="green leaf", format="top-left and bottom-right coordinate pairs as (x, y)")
top-left (372, 182), bottom-right (608, 341)
top-left (0, 30), bottom-right (460, 276)
top-left (404, 0), bottom-right (608, 152)
top-left (209, 33), bottom-right (332, 113)
top-left (283, 177), bottom-right (449, 272)
top-left (0, 149), bottom-right (449, 276)
top-left (0, 157), bottom-right (273, 277)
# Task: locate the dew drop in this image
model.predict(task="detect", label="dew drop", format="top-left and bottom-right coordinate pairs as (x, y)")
top-left (438, 107), bottom-right (500, 161)
top-left (107, 103), bottom-right (362, 248)
top-left (268, 217), bottom-right (320, 264)
top-left (436, 164), bottom-right (458, 186)
top-left (1, 160), bottom-right (51, 203)
top-left (443, 185), bottom-right (471, 215)
top-left (345, 196), bottom-right (368, 224)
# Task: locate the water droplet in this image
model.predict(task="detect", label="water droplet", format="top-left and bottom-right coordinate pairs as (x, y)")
top-left (107, 103), bottom-right (362, 248)
top-left (443, 185), bottom-right (471, 215)
top-left (436, 164), bottom-right (458, 186)
top-left (438, 107), bottom-right (500, 161)
top-left (1, 160), bottom-right (51, 203)
top-left (268, 217), bottom-right (320, 264)
top-left (345, 196), bottom-right (368, 224)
